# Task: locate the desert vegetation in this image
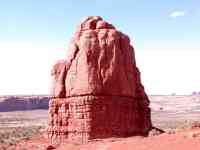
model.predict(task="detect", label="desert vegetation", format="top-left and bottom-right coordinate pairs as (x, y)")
top-left (0, 126), bottom-right (43, 150)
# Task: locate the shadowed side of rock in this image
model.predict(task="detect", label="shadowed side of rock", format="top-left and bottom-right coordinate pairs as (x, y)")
top-left (48, 16), bottom-right (152, 144)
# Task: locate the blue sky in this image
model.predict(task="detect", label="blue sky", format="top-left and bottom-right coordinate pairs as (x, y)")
top-left (0, 0), bottom-right (200, 95)
top-left (1, 0), bottom-right (200, 45)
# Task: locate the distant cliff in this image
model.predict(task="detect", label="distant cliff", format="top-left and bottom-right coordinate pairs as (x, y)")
top-left (0, 96), bottom-right (50, 112)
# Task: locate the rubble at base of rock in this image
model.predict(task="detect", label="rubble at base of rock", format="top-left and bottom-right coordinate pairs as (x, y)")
top-left (48, 16), bottom-right (152, 143)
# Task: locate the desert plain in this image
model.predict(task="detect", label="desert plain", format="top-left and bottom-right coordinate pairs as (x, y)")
top-left (0, 95), bottom-right (200, 150)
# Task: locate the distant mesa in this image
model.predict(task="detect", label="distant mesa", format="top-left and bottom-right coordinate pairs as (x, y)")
top-left (48, 16), bottom-right (152, 144)
top-left (192, 91), bottom-right (200, 96)
top-left (0, 96), bottom-right (49, 112)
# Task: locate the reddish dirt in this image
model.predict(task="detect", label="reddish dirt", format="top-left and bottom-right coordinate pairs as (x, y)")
top-left (15, 128), bottom-right (200, 150)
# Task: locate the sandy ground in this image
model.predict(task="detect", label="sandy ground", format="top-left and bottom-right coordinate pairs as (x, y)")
top-left (0, 110), bottom-right (47, 128)
top-left (14, 128), bottom-right (200, 150)
top-left (149, 95), bottom-right (200, 129)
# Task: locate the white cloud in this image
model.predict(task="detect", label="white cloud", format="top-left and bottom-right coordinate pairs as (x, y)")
top-left (169, 11), bottom-right (186, 18)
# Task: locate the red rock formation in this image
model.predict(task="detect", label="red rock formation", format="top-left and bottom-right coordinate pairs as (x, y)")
top-left (48, 16), bottom-right (152, 143)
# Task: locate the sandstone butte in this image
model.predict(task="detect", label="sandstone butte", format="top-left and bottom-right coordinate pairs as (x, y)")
top-left (48, 16), bottom-right (152, 144)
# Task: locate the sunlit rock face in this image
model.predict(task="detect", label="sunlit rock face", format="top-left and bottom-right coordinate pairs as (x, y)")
top-left (48, 16), bottom-right (152, 143)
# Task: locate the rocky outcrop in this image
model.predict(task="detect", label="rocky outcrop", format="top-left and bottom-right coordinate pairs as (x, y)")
top-left (0, 96), bottom-right (49, 112)
top-left (48, 16), bottom-right (152, 143)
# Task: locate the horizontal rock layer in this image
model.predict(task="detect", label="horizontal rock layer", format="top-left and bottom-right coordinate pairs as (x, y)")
top-left (48, 95), bottom-right (151, 143)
